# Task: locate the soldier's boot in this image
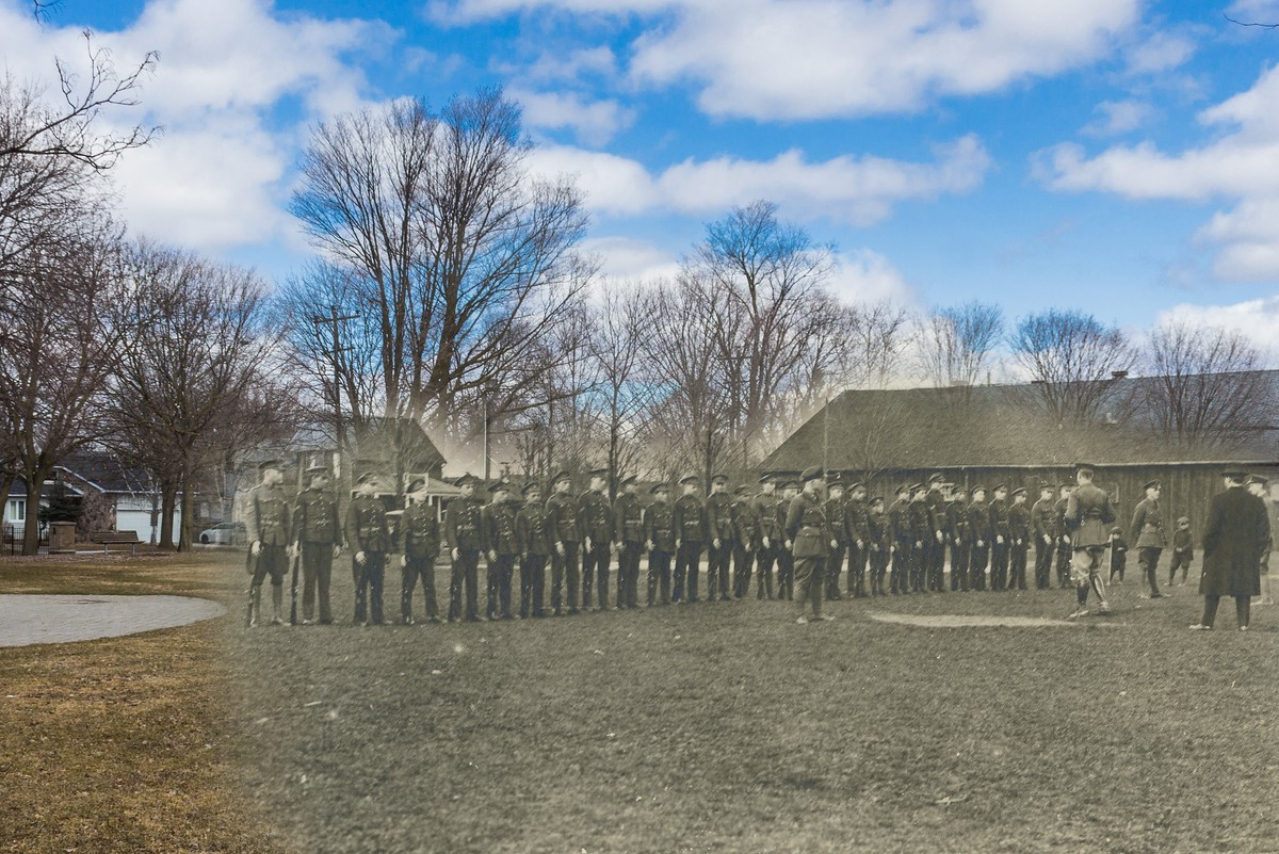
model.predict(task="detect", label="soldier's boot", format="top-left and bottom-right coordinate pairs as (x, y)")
top-left (247, 585), bottom-right (261, 628)
top-left (271, 585), bottom-right (284, 625)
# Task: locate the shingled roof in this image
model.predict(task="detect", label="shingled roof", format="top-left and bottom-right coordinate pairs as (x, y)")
top-left (762, 372), bottom-right (1279, 473)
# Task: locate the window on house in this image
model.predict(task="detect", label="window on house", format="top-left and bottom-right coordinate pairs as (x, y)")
top-left (8, 500), bottom-right (25, 522)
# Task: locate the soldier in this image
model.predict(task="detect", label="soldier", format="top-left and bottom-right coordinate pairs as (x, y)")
top-left (730, 485), bottom-right (760, 598)
top-left (887, 484), bottom-right (911, 595)
top-left (823, 478), bottom-right (847, 600)
top-left (946, 486), bottom-right (969, 592)
top-left (1108, 526), bottom-right (1128, 584)
top-left (1008, 487), bottom-right (1031, 591)
top-left (967, 485), bottom-right (991, 591)
top-left (1169, 515), bottom-right (1194, 587)
top-left (515, 482), bottom-right (550, 618)
top-left (644, 483), bottom-right (675, 605)
top-left (291, 464), bottom-right (340, 625)
top-left (924, 474), bottom-right (948, 593)
top-left (399, 477), bottom-right (441, 625)
top-left (546, 471), bottom-right (581, 616)
top-left (775, 479), bottom-right (800, 600)
top-left (673, 475), bottom-right (706, 603)
top-left (246, 460), bottom-right (293, 628)
top-left (867, 496), bottom-right (890, 595)
top-left (1131, 479), bottom-right (1167, 600)
top-left (444, 473), bottom-right (485, 622)
top-left (613, 475), bottom-right (644, 609)
top-left (788, 466), bottom-right (836, 624)
top-left (579, 468), bottom-right (613, 611)
top-left (753, 474), bottom-right (781, 600)
top-left (908, 483), bottom-right (931, 593)
top-left (483, 482), bottom-right (519, 620)
top-left (843, 481), bottom-right (870, 598)
top-left (1065, 463), bottom-right (1116, 618)
top-left (1054, 483), bottom-right (1074, 588)
top-left (346, 470), bottom-right (391, 626)
top-left (1031, 485), bottom-right (1056, 590)
top-left (705, 473), bottom-right (734, 602)
top-left (988, 483), bottom-right (1011, 591)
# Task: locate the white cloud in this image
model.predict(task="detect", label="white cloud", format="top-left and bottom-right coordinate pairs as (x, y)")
top-left (435, 0), bottom-right (1142, 120)
top-left (1156, 297), bottom-right (1279, 362)
top-left (578, 236), bottom-right (681, 282)
top-left (826, 249), bottom-right (917, 307)
top-left (512, 88), bottom-right (635, 145)
top-left (1039, 62), bottom-right (1279, 281)
top-left (1082, 99), bottom-right (1154, 136)
top-left (529, 135), bottom-right (992, 223)
top-left (1124, 30), bottom-right (1197, 76)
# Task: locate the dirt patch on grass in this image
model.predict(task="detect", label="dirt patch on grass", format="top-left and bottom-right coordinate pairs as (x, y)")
top-left (867, 610), bottom-right (1120, 628)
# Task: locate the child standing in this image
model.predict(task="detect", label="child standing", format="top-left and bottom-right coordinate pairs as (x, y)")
top-left (1108, 526), bottom-right (1128, 584)
top-left (1168, 516), bottom-right (1194, 586)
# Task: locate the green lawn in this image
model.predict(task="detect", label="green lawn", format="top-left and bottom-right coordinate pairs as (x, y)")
top-left (225, 564), bottom-right (1279, 854)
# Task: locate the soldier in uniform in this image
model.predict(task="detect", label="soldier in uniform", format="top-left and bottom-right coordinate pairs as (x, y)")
top-left (673, 475), bottom-right (705, 603)
top-left (1031, 485), bottom-right (1056, 590)
top-left (346, 470), bottom-right (391, 626)
top-left (787, 466), bottom-right (836, 623)
top-left (1065, 463), bottom-right (1116, 618)
top-left (730, 485), bottom-right (760, 599)
top-left (515, 482), bottom-right (550, 618)
top-left (924, 474), bottom-right (948, 593)
top-left (644, 483), bottom-right (675, 605)
top-left (444, 473), bottom-right (485, 622)
top-left (1054, 483), bottom-right (1074, 588)
top-left (823, 478), bottom-right (847, 600)
top-left (399, 477), bottom-right (441, 625)
top-left (291, 464), bottom-right (340, 625)
top-left (775, 479), bottom-right (800, 600)
top-left (705, 473), bottom-right (734, 602)
top-left (546, 471), bottom-right (582, 616)
top-left (967, 485), bottom-right (991, 591)
top-left (908, 483), bottom-right (931, 593)
top-left (1008, 487), bottom-right (1031, 591)
top-left (613, 475), bottom-right (644, 609)
top-left (843, 481), bottom-right (870, 598)
top-left (483, 482), bottom-right (519, 620)
top-left (887, 484), bottom-right (911, 595)
top-left (988, 483), bottom-right (1011, 591)
top-left (753, 474), bottom-right (780, 600)
top-left (579, 468), bottom-right (613, 611)
top-left (1131, 479), bottom-right (1167, 600)
top-left (946, 485), bottom-right (969, 592)
top-left (867, 496), bottom-right (890, 595)
top-left (247, 460), bottom-right (293, 628)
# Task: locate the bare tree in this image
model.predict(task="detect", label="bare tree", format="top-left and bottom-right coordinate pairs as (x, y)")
top-left (1139, 319), bottom-right (1276, 452)
top-left (913, 300), bottom-right (1004, 414)
top-left (1011, 308), bottom-right (1135, 425)
top-left (584, 284), bottom-right (655, 492)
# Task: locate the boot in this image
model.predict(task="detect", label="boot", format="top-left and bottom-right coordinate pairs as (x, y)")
top-left (271, 586), bottom-right (284, 625)
top-left (247, 585), bottom-right (261, 628)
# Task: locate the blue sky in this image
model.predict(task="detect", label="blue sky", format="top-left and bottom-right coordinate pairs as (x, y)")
top-left (4, 0), bottom-right (1279, 351)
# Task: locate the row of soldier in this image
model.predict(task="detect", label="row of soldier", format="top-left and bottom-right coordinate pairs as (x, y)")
top-left (243, 459), bottom-right (1185, 627)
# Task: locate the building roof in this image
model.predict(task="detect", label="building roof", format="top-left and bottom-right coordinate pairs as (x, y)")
top-left (287, 416), bottom-right (446, 472)
top-left (54, 452), bottom-right (156, 495)
top-left (762, 372), bottom-right (1279, 474)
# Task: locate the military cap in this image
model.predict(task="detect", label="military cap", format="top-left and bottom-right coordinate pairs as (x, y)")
top-left (619, 474), bottom-right (638, 486)
top-left (1247, 474), bottom-right (1269, 486)
top-left (827, 479), bottom-right (845, 490)
top-left (406, 477), bottom-right (427, 494)
top-left (488, 481), bottom-right (510, 494)
top-left (971, 484), bottom-right (987, 496)
top-left (1222, 469), bottom-right (1249, 482)
top-left (734, 485), bottom-right (752, 496)
top-left (651, 483), bottom-right (670, 495)
top-left (758, 472), bottom-right (775, 484)
top-left (992, 482), bottom-right (1008, 492)
top-left (909, 482), bottom-right (926, 494)
top-left (588, 467), bottom-right (609, 478)
top-left (711, 473), bottom-right (729, 484)
top-left (800, 465), bottom-right (823, 482)
top-left (355, 470), bottom-right (377, 485)
top-left (1074, 462), bottom-right (1096, 475)
top-left (456, 472), bottom-right (481, 487)
top-left (522, 482), bottom-right (542, 496)
top-left (847, 481), bottom-right (865, 491)
top-left (869, 496), bottom-right (885, 506)
top-left (927, 473), bottom-right (944, 485)
top-left (1177, 516), bottom-right (1190, 524)
top-left (1111, 525), bottom-right (1123, 534)
top-left (782, 479), bottom-right (800, 490)
top-left (552, 470), bottom-right (573, 485)
top-left (1011, 487), bottom-right (1027, 497)
top-left (679, 474), bottom-right (699, 486)
top-left (1142, 479), bottom-right (1161, 491)
top-left (1059, 482), bottom-right (1075, 490)
top-left (306, 463), bottom-right (329, 475)
top-left (951, 486), bottom-right (969, 497)
top-left (895, 483), bottom-right (910, 495)
top-left (258, 458), bottom-right (283, 472)
top-left (1039, 484), bottom-right (1055, 493)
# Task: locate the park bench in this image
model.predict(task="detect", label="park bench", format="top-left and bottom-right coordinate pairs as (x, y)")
top-left (90, 530), bottom-right (143, 554)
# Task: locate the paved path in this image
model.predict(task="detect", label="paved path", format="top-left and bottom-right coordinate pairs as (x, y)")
top-left (0, 595), bottom-right (227, 648)
top-left (867, 611), bottom-right (1117, 628)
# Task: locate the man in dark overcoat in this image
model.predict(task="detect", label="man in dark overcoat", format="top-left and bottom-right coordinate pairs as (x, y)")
top-left (1191, 471), bottom-right (1271, 631)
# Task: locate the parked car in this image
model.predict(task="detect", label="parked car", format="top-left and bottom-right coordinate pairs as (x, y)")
top-left (199, 522), bottom-right (246, 546)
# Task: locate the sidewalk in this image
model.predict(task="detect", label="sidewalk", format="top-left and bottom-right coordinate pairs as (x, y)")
top-left (0, 594), bottom-right (226, 647)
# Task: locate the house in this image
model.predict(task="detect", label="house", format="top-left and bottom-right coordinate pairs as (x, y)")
top-left (761, 373), bottom-right (1279, 544)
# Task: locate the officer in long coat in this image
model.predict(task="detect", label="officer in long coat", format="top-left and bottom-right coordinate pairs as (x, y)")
top-left (247, 460), bottom-right (292, 627)
top-left (1191, 471), bottom-right (1271, 631)
top-left (399, 478), bottom-right (441, 625)
top-left (1064, 463), bottom-right (1116, 618)
top-left (345, 470), bottom-right (391, 625)
top-left (1130, 479), bottom-right (1167, 599)
top-left (292, 464), bottom-right (341, 625)
top-left (787, 466), bottom-right (837, 623)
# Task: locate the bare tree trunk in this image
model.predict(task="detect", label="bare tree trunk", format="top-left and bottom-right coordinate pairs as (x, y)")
top-left (179, 477), bottom-right (195, 552)
top-left (21, 463), bottom-right (49, 555)
top-left (160, 482), bottom-right (177, 550)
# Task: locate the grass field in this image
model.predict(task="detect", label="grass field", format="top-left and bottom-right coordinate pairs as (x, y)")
top-left (0, 553), bottom-right (288, 854)
top-left (225, 563), bottom-right (1279, 854)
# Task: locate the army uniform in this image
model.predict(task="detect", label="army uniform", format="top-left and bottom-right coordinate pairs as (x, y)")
top-left (730, 489), bottom-right (760, 598)
top-left (843, 489), bottom-right (870, 598)
top-left (643, 487), bottom-right (675, 605)
top-left (1108, 528), bottom-right (1128, 584)
top-left (1064, 469), bottom-right (1117, 615)
top-left (888, 491), bottom-right (911, 595)
top-left (786, 472), bottom-right (832, 621)
top-left (775, 487), bottom-right (797, 600)
top-left (1131, 487), bottom-right (1166, 598)
top-left (579, 486), bottom-right (613, 610)
top-left (483, 491), bottom-right (520, 620)
top-left (966, 492), bottom-right (991, 591)
top-left (444, 486), bottom-right (485, 622)
top-left (988, 490), bottom-right (1011, 591)
top-left (247, 477), bottom-right (293, 627)
top-left (823, 488), bottom-right (847, 600)
top-left (946, 491), bottom-right (969, 592)
top-left (614, 485), bottom-right (645, 609)
top-left (292, 479), bottom-right (340, 624)
top-left (546, 483), bottom-right (582, 615)
top-left (924, 481), bottom-right (947, 592)
top-left (705, 482), bottom-right (734, 602)
top-left (345, 491), bottom-right (390, 625)
top-left (514, 487), bottom-right (550, 617)
top-left (673, 486), bottom-right (705, 603)
top-left (908, 491), bottom-right (931, 593)
top-left (1169, 520), bottom-right (1193, 586)
top-left (867, 500), bottom-right (890, 595)
top-left (1031, 492), bottom-right (1057, 590)
top-left (1008, 491), bottom-right (1031, 591)
top-left (1054, 490), bottom-right (1073, 588)
top-left (753, 485), bottom-right (781, 599)
top-left (400, 500), bottom-right (441, 624)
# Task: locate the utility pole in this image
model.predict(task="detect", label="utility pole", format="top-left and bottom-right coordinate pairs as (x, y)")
top-left (312, 305), bottom-right (358, 482)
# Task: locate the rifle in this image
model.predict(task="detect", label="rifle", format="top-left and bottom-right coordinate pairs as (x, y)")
top-left (289, 548), bottom-right (301, 625)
